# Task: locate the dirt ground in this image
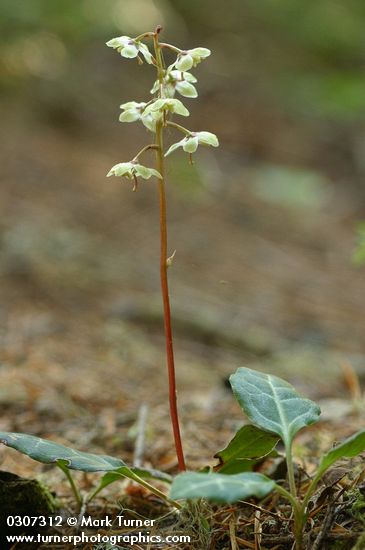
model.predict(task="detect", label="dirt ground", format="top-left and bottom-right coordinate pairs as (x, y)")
top-left (0, 101), bottom-right (365, 548)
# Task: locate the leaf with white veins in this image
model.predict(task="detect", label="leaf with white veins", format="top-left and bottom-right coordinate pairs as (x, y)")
top-left (229, 368), bottom-right (320, 449)
top-left (170, 472), bottom-right (275, 504)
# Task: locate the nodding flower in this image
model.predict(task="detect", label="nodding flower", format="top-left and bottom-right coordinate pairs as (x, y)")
top-left (151, 71), bottom-right (198, 99)
top-left (165, 131), bottom-right (219, 157)
top-left (106, 36), bottom-right (153, 64)
top-left (144, 98), bottom-right (190, 117)
top-left (174, 48), bottom-right (211, 71)
top-left (107, 161), bottom-right (161, 191)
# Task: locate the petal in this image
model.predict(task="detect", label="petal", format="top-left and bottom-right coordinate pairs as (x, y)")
top-left (168, 70), bottom-right (196, 83)
top-left (141, 113), bottom-right (159, 132)
top-left (183, 136), bottom-right (199, 153)
top-left (134, 164), bottom-right (162, 179)
top-left (175, 54), bottom-right (194, 71)
top-left (120, 101), bottom-right (143, 110)
top-left (149, 168), bottom-right (163, 179)
top-left (138, 43), bottom-right (153, 64)
top-left (106, 36), bottom-right (130, 49)
top-left (146, 99), bottom-right (164, 112)
top-left (197, 131), bottom-right (219, 147)
top-left (107, 162), bottom-right (133, 177)
top-left (150, 80), bottom-right (159, 94)
top-left (146, 98), bottom-right (189, 116)
top-left (189, 47), bottom-right (211, 59)
top-left (169, 99), bottom-right (189, 116)
top-left (121, 44), bottom-right (139, 58)
top-left (165, 140), bottom-right (185, 157)
top-left (182, 71), bottom-right (197, 83)
top-left (119, 110), bottom-right (140, 122)
top-left (176, 81), bottom-right (198, 98)
top-left (169, 70), bottom-right (198, 83)
top-left (164, 83), bottom-right (176, 98)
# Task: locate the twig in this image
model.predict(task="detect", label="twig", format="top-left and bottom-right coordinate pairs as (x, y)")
top-left (310, 506), bottom-right (336, 550)
top-left (254, 509), bottom-right (262, 550)
top-left (309, 487), bottom-right (347, 550)
top-left (229, 517), bottom-right (238, 550)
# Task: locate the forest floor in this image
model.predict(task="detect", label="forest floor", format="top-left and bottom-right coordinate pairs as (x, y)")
top-left (1, 106), bottom-right (365, 549)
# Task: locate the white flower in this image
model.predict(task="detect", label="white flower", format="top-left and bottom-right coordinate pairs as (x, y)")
top-left (107, 162), bottom-right (161, 180)
top-left (174, 48), bottom-right (211, 71)
top-left (106, 36), bottom-right (153, 64)
top-left (165, 131), bottom-right (219, 156)
top-left (144, 98), bottom-right (189, 117)
top-left (119, 101), bottom-right (147, 123)
top-left (151, 71), bottom-right (198, 99)
top-left (119, 101), bottom-right (162, 132)
top-left (141, 111), bottom-right (162, 132)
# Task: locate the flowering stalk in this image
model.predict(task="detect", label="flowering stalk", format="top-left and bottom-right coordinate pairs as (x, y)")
top-left (152, 27), bottom-right (186, 471)
top-left (106, 26), bottom-right (219, 472)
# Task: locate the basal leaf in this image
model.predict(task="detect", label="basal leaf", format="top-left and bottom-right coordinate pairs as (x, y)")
top-left (170, 472), bottom-right (275, 504)
top-left (133, 467), bottom-right (172, 483)
top-left (317, 430), bottom-right (365, 479)
top-left (0, 432), bottom-right (126, 472)
top-left (92, 466), bottom-right (169, 500)
top-left (215, 425), bottom-right (279, 466)
top-left (217, 459), bottom-right (254, 475)
top-left (229, 368), bottom-right (321, 448)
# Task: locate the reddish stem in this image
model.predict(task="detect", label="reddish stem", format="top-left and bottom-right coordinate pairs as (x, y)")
top-left (154, 30), bottom-right (186, 471)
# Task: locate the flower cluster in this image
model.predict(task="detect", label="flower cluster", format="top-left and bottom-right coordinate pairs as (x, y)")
top-left (106, 33), bottom-right (218, 188)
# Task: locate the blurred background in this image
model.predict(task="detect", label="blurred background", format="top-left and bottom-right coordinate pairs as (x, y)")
top-left (1, 0), bottom-right (365, 470)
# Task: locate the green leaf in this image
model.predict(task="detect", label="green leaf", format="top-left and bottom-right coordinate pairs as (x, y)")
top-left (97, 467), bottom-right (171, 492)
top-left (132, 467), bottom-right (172, 483)
top-left (170, 472), bottom-right (275, 504)
top-left (229, 368), bottom-right (321, 449)
top-left (316, 430), bottom-right (365, 479)
top-left (88, 466), bottom-right (172, 502)
top-left (215, 425), bottom-right (279, 466)
top-left (217, 459), bottom-right (254, 475)
top-left (0, 432), bottom-right (127, 472)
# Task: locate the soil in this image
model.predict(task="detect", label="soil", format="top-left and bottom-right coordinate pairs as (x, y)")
top-left (0, 102), bottom-right (365, 549)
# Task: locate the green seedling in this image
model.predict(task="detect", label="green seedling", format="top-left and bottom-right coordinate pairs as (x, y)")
top-left (171, 367), bottom-right (365, 549)
top-left (106, 26), bottom-right (218, 471)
